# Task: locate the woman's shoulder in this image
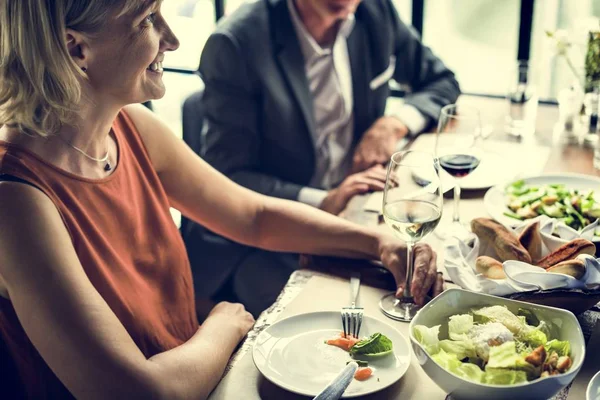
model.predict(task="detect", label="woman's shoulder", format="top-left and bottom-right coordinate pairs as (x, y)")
top-left (118, 104), bottom-right (177, 174)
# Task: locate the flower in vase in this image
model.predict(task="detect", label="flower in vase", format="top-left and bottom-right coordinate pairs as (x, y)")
top-left (546, 29), bottom-right (582, 89)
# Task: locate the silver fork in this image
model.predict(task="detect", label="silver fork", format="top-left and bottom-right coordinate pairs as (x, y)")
top-left (341, 273), bottom-right (363, 338)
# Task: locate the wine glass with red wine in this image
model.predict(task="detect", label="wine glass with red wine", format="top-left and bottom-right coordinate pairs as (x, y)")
top-left (435, 104), bottom-right (482, 240)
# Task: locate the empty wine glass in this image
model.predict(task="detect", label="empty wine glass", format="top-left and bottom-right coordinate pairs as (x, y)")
top-left (434, 104), bottom-right (482, 241)
top-left (379, 150), bottom-right (443, 322)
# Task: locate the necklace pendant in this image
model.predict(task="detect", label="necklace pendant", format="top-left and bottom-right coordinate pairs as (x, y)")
top-left (104, 162), bottom-right (112, 172)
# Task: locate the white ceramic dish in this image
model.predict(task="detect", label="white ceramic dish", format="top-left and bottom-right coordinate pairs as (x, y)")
top-left (587, 370), bottom-right (600, 400)
top-left (409, 288), bottom-right (585, 400)
top-left (252, 311), bottom-right (410, 398)
top-left (483, 173), bottom-right (600, 233)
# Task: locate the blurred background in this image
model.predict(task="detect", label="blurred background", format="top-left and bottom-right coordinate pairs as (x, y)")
top-left (153, 0), bottom-right (600, 138)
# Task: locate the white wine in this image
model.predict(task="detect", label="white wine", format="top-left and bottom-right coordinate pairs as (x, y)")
top-left (383, 200), bottom-right (441, 242)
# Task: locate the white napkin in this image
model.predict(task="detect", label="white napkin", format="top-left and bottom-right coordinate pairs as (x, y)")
top-left (445, 215), bottom-right (600, 296)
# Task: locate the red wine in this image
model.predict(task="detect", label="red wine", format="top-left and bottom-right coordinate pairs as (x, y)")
top-left (439, 154), bottom-right (480, 178)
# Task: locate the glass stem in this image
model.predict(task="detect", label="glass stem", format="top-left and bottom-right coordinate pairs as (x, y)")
top-left (403, 242), bottom-right (415, 299)
top-left (452, 182), bottom-right (461, 223)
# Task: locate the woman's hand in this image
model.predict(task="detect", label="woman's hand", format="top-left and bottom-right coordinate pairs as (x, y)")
top-left (206, 302), bottom-right (255, 341)
top-left (378, 238), bottom-right (443, 305)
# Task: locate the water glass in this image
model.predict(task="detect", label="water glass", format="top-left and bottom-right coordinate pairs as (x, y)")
top-left (505, 60), bottom-right (539, 138)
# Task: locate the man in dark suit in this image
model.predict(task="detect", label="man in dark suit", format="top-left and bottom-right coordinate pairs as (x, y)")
top-left (186, 0), bottom-right (459, 316)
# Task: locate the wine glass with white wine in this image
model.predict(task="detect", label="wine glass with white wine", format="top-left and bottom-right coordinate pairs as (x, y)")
top-left (379, 150), bottom-right (443, 322)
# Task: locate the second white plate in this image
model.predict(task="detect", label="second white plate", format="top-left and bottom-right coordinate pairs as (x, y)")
top-left (252, 311), bottom-right (410, 398)
top-left (483, 173), bottom-right (600, 228)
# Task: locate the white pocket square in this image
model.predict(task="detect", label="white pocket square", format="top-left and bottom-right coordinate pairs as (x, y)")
top-left (369, 55), bottom-right (396, 90)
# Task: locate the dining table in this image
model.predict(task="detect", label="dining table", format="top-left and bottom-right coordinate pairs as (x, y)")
top-left (208, 95), bottom-right (600, 400)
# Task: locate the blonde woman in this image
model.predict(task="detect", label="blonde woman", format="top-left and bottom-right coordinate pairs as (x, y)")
top-left (0, 1), bottom-right (441, 398)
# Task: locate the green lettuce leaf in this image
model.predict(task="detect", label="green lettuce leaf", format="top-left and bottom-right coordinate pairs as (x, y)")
top-left (413, 325), bottom-right (440, 354)
top-left (545, 339), bottom-right (570, 357)
top-left (519, 327), bottom-right (548, 348)
top-left (517, 308), bottom-right (540, 326)
top-left (349, 333), bottom-right (393, 357)
top-left (439, 339), bottom-right (477, 361)
top-left (486, 341), bottom-right (538, 379)
top-left (472, 306), bottom-right (525, 334)
top-left (448, 314), bottom-right (473, 341)
top-left (432, 349), bottom-right (484, 383)
top-left (431, 348), bottom-right (460, 370)
top-left (484, 368), bottom-right (528, 385)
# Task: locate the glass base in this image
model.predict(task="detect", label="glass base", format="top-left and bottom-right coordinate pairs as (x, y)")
top-left (379, 292), bottom-right (421, 322)
top-left (434, 220), bottom-right (473, 242)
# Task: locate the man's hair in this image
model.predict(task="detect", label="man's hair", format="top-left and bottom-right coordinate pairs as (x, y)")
top-left (0, 0), bottom-right (148, 137)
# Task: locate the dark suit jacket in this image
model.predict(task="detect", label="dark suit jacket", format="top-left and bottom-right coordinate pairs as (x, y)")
top-left (188, 0), bottom-right (460, 298)
top-left (199, 0), bottom-right (460, 200)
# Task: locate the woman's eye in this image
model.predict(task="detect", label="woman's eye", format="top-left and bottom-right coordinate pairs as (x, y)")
top-left (143, 13), bottom-right (156, 25)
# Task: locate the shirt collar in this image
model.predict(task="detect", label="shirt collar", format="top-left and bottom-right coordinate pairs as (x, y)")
top-left (287, 0), bottom-right (355, 64)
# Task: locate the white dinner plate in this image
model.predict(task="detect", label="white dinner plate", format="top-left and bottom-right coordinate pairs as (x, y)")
top-left (483, 173), bottom-right (600, 228)
top-left (588, 370), bottom-right (600, 400)
top-left (252, 311), bottom-right (410, 398)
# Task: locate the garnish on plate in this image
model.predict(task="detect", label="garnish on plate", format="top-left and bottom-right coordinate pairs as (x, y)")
top-left (326, 332), bottom-right (394, 381)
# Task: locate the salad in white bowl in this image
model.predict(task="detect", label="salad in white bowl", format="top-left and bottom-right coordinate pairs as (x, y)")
top-left (409, 289), bottom-right (584, 400)
top-left (414, 305), bottom-right (572, 385)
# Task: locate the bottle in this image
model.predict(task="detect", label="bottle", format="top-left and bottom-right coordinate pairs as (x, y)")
top-left (505, 60), bottom-right (538, 138)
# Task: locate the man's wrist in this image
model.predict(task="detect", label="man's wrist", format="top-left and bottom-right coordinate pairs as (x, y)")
top-left (394, 104), bottom-right (429, 136)
top-left (298, 187), bottom-right (329, 208)
top-left (386, 116), bottom-right (410, 139)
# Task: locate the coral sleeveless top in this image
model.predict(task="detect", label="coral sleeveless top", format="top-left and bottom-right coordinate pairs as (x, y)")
top-left (0, 110), bottom-right (198, 399)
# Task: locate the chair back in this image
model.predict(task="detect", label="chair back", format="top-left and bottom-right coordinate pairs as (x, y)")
top-left (180, 87), bottom-right (205, 236)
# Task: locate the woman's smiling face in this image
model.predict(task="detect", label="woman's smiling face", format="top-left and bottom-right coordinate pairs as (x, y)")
top-left (80, 0), bottom-right (180, 105)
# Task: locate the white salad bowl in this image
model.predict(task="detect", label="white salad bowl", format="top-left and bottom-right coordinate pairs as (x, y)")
top-left (409, 288), bottom-right (585, 400)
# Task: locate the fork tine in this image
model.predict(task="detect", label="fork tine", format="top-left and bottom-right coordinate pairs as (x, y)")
top-left (341, 312), bottom-right (347, 337)
top-left (356, 312), bottom-right (363, 337)
top-left (347, 313), bottom-right (352, 337)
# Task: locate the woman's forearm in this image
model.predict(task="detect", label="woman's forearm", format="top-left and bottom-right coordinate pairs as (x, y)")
top-left (254, 196), bottom-right (387, 259)
top-left (148, 316), bottom-right (243, 400)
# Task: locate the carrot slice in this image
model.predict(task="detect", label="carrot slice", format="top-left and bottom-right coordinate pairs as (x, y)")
top-left (326, 332), bottom-right (360, 351)
top-left (354, 367), bottom-right (373, 381)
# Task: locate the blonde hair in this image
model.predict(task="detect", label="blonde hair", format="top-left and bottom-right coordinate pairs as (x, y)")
top-left (0, 0), bottom-right (148, 137)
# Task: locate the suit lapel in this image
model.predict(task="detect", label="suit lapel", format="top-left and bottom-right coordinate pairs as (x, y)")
top-left (269, 0), bottom-right (317, 140)
top-left (347, 19), bottom-right (371, 144)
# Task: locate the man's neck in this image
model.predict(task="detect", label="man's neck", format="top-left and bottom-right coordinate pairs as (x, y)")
top-left (293, 0), bottom-right (340, 46)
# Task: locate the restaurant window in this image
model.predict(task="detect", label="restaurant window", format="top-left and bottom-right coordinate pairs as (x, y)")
top-left (225, 0), bottom-right (255, 15)
top-left (421, 0), bottom-right (521, 97)
top-left (147, 0), bottom-right (214, 141)
top-left (392, 0), bottom-right (412, 25)
top-left (161, 0), bottom-right (215, 71)
top-left (530, 0), bottom-right (600, 100)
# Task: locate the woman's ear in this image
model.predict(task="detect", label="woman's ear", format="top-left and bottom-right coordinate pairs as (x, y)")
top-left (65, 29), bottom-right (89, 71)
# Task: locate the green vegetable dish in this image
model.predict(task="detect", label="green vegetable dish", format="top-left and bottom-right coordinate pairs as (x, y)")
top-left (413, 306), bottom-right (573, 385)
top-left (504, 180), bottom-right (600, 232)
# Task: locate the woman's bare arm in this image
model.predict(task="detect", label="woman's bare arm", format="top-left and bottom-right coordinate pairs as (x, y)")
top-left (126, 104), bottom-right (440, 303)
top-left (125, 104), bottom-right (382, 259)
top-left (0, 182), bottom-right (253, 400)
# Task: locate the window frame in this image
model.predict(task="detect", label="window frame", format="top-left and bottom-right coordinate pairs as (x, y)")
top-left (163, 0), bottom-right (558, 104)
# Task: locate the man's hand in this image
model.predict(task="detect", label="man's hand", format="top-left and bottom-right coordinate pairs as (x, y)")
top-left (352, 116), bottom-right (409, 173)
top-left (319, 165), bottom-right (387, 215)
top-left (378, 238), bottom-right (443, 305)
